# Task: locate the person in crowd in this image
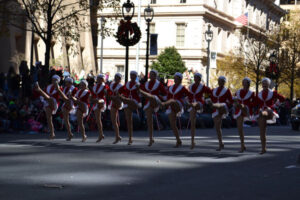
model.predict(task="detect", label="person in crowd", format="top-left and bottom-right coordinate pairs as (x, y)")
top-left (34, 75), bottom-right (61, 139)
top-left (206, 76), bottom-right (233, 151)
top-left (118, 71), bottom-right (141, 145)
top-left (187, 73), bottom-right (211, 149)
top-left (69, 80), bottom-right (90, 142)
top-left (90, 74), bottom-right (108, 143)
top-left (54, 77), bottom-right (77, 141)
top-left (139, 69), bottom-right (167, 146)
top-left (107, 73), bottom-right (124, 144)
top-left (233, 77), bottom-right (255, 153)
top-left (160, 72), bottom-right (190, 147)
top-left (254, 77), bottom-right (285, 154)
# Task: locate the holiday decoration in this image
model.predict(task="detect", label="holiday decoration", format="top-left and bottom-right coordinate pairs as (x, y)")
top-left (116, 20), bottom-right (141, 47)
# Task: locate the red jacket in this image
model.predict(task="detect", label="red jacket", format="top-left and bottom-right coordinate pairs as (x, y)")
top-left (91, 83), bottom-right (108, 100)
top-left (63, 85), bottom-right (78, 97)
top-left (123, 81), bottom-right (140, 103)
top-left (211, 86), bottom-right (233, 105)
top-left (107, 81), bottom-right (124, 96)
top-left (74, 89), bottom-right (90, 105)
top-left (45, 84), bottom-right (61, 105)
top-left (188, 83), bottom-right (211, 104)
top-left (107, 81), bottom-right (124, 109)
top-left (140, 79), bottom-right (167, 101)
top-left (166, 84), bottom-right (190, 105)
top-left (233, 88), bottom-right (255, 118)
top-left (255, 89), bottom-right (285, 111)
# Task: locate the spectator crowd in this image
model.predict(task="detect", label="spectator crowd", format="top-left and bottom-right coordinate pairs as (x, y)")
top-left (0, 61), bottom-right (298, 134)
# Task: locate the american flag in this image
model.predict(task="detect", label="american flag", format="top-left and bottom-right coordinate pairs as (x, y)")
top-left (235, 12), bottom-right (248, 26)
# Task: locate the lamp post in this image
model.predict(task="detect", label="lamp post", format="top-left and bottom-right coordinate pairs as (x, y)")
top-left (144, 4), bottom-right (154, 80)
top-left (99, 16), bottom-right (106, 74)
top-left (205, 24), bottom-right (213, 87)
top-left (122, 0), bottom-right (135, 82)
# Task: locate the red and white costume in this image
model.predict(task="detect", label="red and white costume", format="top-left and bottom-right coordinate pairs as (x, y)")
top-left (141, 79), bottom-right (167, 112)
top-left (74, 88), bottom-right (90, 117)
top-left (211, 86), bottom-right (233, 118)
top-left (91, 83), bottom-right (108, 112)
top-left (62, 85), bottom-right (78, 112)
top-left (123, 81), bottom-right (141, 108)
top-left (107, 81), bottom-right (124, 110)
top-left (188, 83), bottom-right (211, 113)
top-left (233, 89), bottom-right (255, 120)
top-left (254, 89), bottom-right (285, 124)
top-left (41, 84), bottom-right (61, 114)
top-left (166, 84), bottom-right (190, 117)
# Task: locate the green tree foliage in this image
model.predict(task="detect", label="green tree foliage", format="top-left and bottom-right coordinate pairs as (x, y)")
top-left (268, 8), bottom-right (300, 99)
top-left (151, 47), bottom-right (186, 78)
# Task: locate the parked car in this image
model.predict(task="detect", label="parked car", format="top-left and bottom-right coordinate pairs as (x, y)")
top-left (291, 103), bottom-right (300, 131)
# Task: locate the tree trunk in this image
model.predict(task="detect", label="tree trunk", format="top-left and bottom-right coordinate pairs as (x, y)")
top-left (44, 37), bottom-right (51, 70)
top-left (256, 63), bottom-right (260, 94)
top-left (290, 62), bottom-right (295, 100)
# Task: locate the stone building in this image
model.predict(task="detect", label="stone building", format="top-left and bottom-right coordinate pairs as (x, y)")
top-left (0, 0), bottom-right (285, 80)
top-left (99, 0), bottom-right (285, 83)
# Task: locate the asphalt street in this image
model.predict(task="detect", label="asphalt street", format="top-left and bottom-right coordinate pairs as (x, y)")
top-left (0, 126), bottom-right (300, 200)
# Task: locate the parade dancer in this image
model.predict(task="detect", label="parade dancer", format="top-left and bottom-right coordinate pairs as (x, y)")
top-left (139, 69), bottom-right (167, 146)
top-left (107, 73), bottom-right (124, 144)
top-left (207, 76), bottom-right (233, 151)
top-left (161, 72), bottom-right (190, 148)
top-left (55, 77), bottom-right (77, 141)
top-left (34, 75), bottom-right (61, 139)
top-left (233, 77), bottom-right (255, 152)
top-left (118, 71), bottom-right (141, 145)
top-left (187, 73), bottom-right (211, 149)
top-left (69, 80), bottom-right (90, 142)
top-left (255, 78), bottom-right (285, 154)
top-left (91, 74), bottom-right (108, 143)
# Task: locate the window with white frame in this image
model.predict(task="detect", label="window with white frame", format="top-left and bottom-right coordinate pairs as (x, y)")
top-left (176, 23), bottom-right (186, 47)
top-left (150, 0), bottom-right (156, 4)
top-left (116, 65), bottom-right (124, 74)
top-left (180, 0), bottom-right (186, 3)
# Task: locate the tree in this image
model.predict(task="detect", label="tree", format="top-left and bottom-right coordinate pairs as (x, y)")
top-left (1, 0), bottom-right (120, 70)
top-left (239, 29), bottom-right (271, 94)
top-left (279, 9), bottom-right (300, 100)
top-left (215, 52), bottom-right (248, 93)
top-left (151, 47), bottom-right (186, 78)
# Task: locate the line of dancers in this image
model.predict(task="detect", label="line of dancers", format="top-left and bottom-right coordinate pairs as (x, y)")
top-left (34, 70), bottom-right (285, 154)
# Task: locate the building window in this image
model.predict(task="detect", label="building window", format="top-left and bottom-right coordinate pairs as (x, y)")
top-left (150, 23), bottom-right (155, 34)
top-left (176, 23), bottom-right (185, 47)
top-left (180, 0), bottom-right (186, 3)
top-left (280, 0), bottom-right (299, 5)
top-left (150, 0), bottom-right (156, 4)
top-left (116, 65), bottom-right (124, 74)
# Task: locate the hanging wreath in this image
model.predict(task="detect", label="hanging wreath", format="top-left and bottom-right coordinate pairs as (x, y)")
top-left (115, 20), bottom-right (141, 47)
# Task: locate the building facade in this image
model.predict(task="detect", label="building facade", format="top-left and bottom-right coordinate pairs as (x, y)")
top-left (98, 0), bottom-right (285, 83)
top-left (0, 0), bottom-right (285, 80)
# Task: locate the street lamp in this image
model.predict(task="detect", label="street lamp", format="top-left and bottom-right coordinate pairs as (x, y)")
top-left (144, 4), bottom-right (154, 80)
top-left (205, 24), bottom-right (213, 87)
top-left (99, 16), bottom-right (106, 74)
top-left (122, 0), bottom-right (135, 82)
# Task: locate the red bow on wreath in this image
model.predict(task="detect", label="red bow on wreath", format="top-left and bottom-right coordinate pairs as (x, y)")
top-left (119, 20), bottom-right (134, 36)
top-left (269, 62), bottom-right (277, 73)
